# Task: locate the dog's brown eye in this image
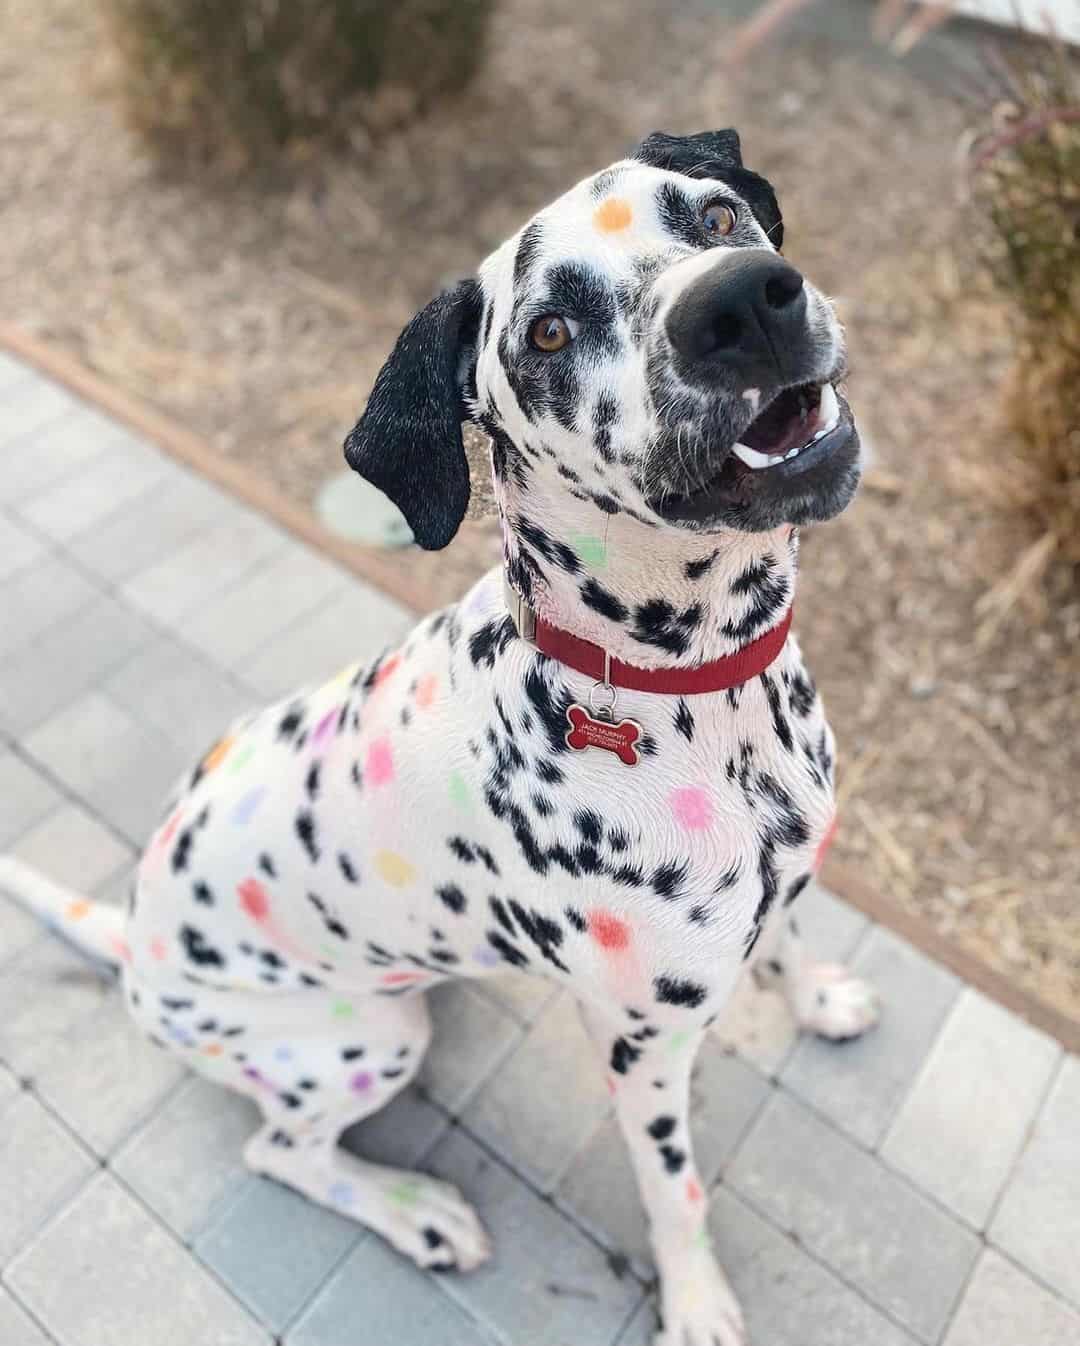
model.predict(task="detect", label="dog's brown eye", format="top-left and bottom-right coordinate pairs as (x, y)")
top-left (529, 315), bottom-right (575, 353)
top-left (702, 203), bottom-right (736, 238)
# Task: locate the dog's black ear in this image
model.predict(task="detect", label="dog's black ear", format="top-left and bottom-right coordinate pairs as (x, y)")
top-left (634, 128), bottom-right (784, 250)
top-left (344, 278), bottom-right (482, 550)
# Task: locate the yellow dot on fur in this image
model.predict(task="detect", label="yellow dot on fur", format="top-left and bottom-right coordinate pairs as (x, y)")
top-left (594, 197), bottom-right (632, 233)
top-left (374, 850), bottom-right (416, 887)
top-left (66, 900), bottom-right (91, 921)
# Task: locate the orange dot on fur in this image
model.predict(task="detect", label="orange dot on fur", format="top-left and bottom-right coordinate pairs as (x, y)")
top-left (202, 1043), bottom-right (224, 1057)
top-left (594, 197), bottom-right (632, 233)
top-left (588, 909), bottom-right (631, 951)
top-left (65, 899), bottom-right (91, 921)
top-left (202, 736), bottom-right (234, 773)
top-left (374, 653), bottom-right (402, 688)
top-left (415, 674), bottom-right (439, 709)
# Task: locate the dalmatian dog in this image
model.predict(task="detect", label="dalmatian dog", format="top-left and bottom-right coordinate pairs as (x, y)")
top-left (1, 129), bottom-right (880, 1346)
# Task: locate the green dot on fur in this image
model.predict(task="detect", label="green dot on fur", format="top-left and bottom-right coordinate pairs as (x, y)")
top-left (332, 1001), bottom-right (354, 1018)
top-left (448, 771), bottom-right (471, 811)
top-left (389, 1179), bottom-right (421, 1206)
top-left (571, 534), bottom-right (607, 568)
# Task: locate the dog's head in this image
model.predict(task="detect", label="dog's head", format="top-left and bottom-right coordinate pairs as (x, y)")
top-left (346, 129), bottom-right (859, 549)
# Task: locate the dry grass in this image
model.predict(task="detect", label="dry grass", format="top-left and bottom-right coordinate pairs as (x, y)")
top-left (100, 0), bottom-right (495, 174)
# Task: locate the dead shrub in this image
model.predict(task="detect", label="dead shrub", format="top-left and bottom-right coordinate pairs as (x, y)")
top-left (100, 0), bottom-right (496, 173)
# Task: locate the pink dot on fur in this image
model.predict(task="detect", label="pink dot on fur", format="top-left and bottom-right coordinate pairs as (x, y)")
top-left (150, 937), bottom-right (167, 961)
top-left (670, 786), bottom-right (713, 831)
top-left (238, 877), bottom-right (270, 921)
top-left (366, 737), bottom-right (395, 786)
top-left (415, 674), bottom-right (438, 709)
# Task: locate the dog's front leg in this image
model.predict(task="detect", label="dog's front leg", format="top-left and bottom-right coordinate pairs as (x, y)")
top-left (578, 1002), bottom-right (745, 1346)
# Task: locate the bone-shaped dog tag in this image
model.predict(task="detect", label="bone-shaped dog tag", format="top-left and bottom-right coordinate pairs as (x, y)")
top-left (565, 704), bottom-right (642, 766)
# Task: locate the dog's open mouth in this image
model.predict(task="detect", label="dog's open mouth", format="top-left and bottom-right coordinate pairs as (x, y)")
top-left (732, 382), bottom-right (840, 470)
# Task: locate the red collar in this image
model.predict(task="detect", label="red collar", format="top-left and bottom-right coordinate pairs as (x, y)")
top-left (503, 576), bottom-right (792, 696)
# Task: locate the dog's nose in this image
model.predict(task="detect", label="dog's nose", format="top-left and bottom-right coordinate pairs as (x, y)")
top-left (665, 251), bottom-right (809, 382)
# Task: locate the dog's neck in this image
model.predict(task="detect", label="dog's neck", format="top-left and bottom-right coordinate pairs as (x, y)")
top-left (495, 471), bottom-right (799, 671)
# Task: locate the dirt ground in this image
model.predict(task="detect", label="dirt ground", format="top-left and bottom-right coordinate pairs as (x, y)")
top-left (3, 0), bottom-right (1078, 1017)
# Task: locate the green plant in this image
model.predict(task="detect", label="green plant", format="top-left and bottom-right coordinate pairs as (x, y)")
top-left (101, 0), bottom-right (496, 172)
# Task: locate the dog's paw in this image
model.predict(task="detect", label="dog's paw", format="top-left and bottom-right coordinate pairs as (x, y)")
top-left (370, 1174), bottom-right (493, 1273)
top-left (797, 963), bottom-right (880, 1041)
top-left (654, 1258), bottom-right (746, 1346)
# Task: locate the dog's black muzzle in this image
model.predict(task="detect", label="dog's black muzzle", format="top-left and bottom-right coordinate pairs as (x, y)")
top-left (665, 251), bottom-right (811, 389)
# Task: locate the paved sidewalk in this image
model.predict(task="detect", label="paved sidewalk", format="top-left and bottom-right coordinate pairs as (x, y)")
top-left (1, 350), bottom-right (1078, 1346)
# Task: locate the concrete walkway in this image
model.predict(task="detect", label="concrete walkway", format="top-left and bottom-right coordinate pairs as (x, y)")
top-left (1, 350), bottom-right (1077, 1346)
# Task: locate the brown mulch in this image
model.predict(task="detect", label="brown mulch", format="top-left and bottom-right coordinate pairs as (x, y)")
top-left (4, 0), bottom-right (1078, 1017)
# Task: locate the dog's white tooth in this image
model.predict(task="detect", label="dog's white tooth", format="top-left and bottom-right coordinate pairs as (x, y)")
top-left (785, 445), bottom-right (801, 460)
top-left (732, 442), bottom-right (774, 470)
top-left (817, 382), bottom-right (840, 432)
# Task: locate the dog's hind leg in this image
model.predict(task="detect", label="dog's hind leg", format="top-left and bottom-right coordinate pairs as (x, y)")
top-left (750, 903), bottom-right (880, 1041)
top-left (145, 981), bottom-right (491, 1272)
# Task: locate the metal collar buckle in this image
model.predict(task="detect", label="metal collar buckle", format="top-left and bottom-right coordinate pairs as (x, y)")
top-left (502, 575), bottom-right (537, 644)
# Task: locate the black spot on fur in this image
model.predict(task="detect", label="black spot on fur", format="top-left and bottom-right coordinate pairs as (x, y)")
top-left (192, 880), bottom-right (214, 905)
top-left (295, 809), bottom-right (320, 864)
top-left (564, 906), bottom-right (587, 933)
top-left (338, 852), bottom-right (359, 883)
top-left (611, 1036), bottom-right (642, 1074)
top-left (469, 615), bottom-right (517, 669)
top-left (436, 884), bottom-right (467, 915)
top-left (652, 860), bottom-right (689, 899)
top-left (673, 699), bottom-right (694, 743)
top-left (179, 925), bottom-right (225, 969)
top-left (685, 550), bottom-right (719, 581)
top-left (784, 873), bottom-right (812, 907)
top-left (660, 1144), bottom-right (686, 1174)
top-left (581, 578), bottom-right (629, 623)
top-left (654, 975), bottom-right (706, 1009)
top-left (487, 930), bottom-right (529, 967)
top-left (631, 599), bottom-right (703, 655)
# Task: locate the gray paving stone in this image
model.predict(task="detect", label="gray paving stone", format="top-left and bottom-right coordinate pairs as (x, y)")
top-left (782, 925), bottom-right (960, 1149)
top-left (882, 989), bottom-right (1061, 1229)
top-left (14, 435), bottom-right (173, 543)
top-left (288, 1233), bottom-right (495, 1346)
top-left (33, 993), bottom-right (186, 1156)
top-left (6, 801), bottom-right (135, 894)
top-left (0, 937), bottom-right (115, 1077)
top-left (179, 546), bottom-right (351, 670)
top-left (557, 1039), bottom-right (770, 1273)
top-left (0, 593), bottom-right (158, 736)
top-left (8, 1172), bottom-right (270, 1346)
top-left (0, 750), bottom-right (61, 849)
top-left (0, 553), bottom-right (101, 663)
top-left (0, 1288), bottom-right (55, 1346)
top-left (713, 883), bottom-right (868, 1076)
top-left (64, 465), bottom-right (232, 584)
top-left (0, 1091), bottom-right (97, 1265)
top-left (427, 1127), bottom-right (642, 1346)
top-left (612, 1296), bottom-right (657, 1346)
top-left (0, 897), bottom-right (42, 968)
top-left (23, 690), bottom-right (188, 843)
top-left (990, 1054), bottom-right (1080, 1309)
top-left (418, 982), bottom-right (523, 1114)
top-left (709, 1185), bottom-right (919, 1346)
top-left (102, 636), bottom-right (256, 759)
top-left (341, 1083), bottom-right (450, 1170)
top-left (0, 377), bottom-right (79, 447)
top-left (728, 1088), bottom-right (979, 1343)
top-left (120, 507), bottom-right (288, 625)
top-left (943, 1248), bottom-right (1080, 1346)
top-left (462, 991), bottom-right (611, 1192)
top-left (0, 510), bottom-right (46, 583)
top-left (112, 1075), bottom-right (260, 1241)
top-left (0, 406), bottom-right (125, 503)
top-left (240, 582), bottom-right (414, 702)
top-left (196, 1175), bottom-right (360, 1333)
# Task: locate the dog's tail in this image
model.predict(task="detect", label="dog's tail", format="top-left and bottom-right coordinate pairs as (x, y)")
top-left (0, 856), bottom-right (126, 968)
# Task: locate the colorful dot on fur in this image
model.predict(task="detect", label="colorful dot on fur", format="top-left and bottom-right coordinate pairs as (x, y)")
top-left (374, 850), bottom-right (416, 887)
top-left (366, 737), bottom-right (395, 786)
top-left (202, 1043), bottom-right (223, 1057)
top-left (313, 707), bottom-right (339, 746)
top-left (814, 812), bottom-right (838, 872)
top-left (382, 970), bottom-right (427, 987)
top-left (570, 534), bottom-right (608, 569)
top-left (150, 937), bottom-right (167, 961)
top-left (65, 899), bottom-right (91, 921)
top-left (227, 743), bottom-right (256, 774)
top-left (328, 1180), bottom-right (355, 1207)
top-left (669, 1030), bottom-right (691, 1053)
top-left (415, 674), bottom-right (439, 709)
top-left (473, 944), bottom-right (501, 967)
top-left (157, 810), bottom-right (182, 850)
top-left (273, 1045), bottom-right (293, 1062)
top-left (238, 877), bottom-right (270, 921)
top-left (230, 786), bottom-right (266, 826)
top-left (374, 653), bottom-right (401, 688)
top-left (350, 1070), bottom-right (374, 1093)
top-left (202, 735), bottom-right (234, 773)
top-left (687, 1177), bottom-right (704, 1204)
top-left (594, 197), bottom-right (633, 232)
top-left (389, 1179), bottom-right (420, 1206)
top-left (447, 772), bottom-right (471, 812)
top-left (332, 1000), bottom-right (355, 1018)
top-left (669, 786), bottom-right (713, 831)
top-left (588, 909), bottom-right (631, 951)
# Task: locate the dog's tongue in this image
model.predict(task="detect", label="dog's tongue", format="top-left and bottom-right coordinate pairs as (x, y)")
top-left (742, 384), bottom-right (822, 456)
